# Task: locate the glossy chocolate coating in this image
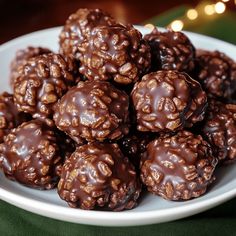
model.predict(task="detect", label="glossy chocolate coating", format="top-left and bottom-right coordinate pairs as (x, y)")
top-left (10, 46), bottom-right (52, 88)
top-left (13, 53), bottom-right (78, 122)
top-left (144, 28), bottom-right (195, 73)
top-left (140, 130), bottom-right (218, 200)
top-left (53, 80), bottom-right (129, 142)
top-left (202, 100), bottom-right (236, 163)
top-left (78, 24), bottom-right (151, 84)
top-left (131, 70), bottom-right (207, 132)
top-left (0, 92), bottom-right (30, 143)
top-left (195, 50), bottom-right (236, 103)
top-left (58, 142), bottom-right (141, 211)
top-left (59, 8), bottom-right (116, 60)
top-left (0, 120), bottom-right (63, 189)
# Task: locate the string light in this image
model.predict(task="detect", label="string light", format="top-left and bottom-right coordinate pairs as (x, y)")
top-left (186, 9), bottom-right (198, 20)
top-left (164, 0), bottom-right (229, 33)
top-left (170, 20), bottom-right (184, 31)
top-left (204, 4), bottom-right (215, 15)
top-left (144, 24), bottom-right (155, 31)
top-left (215, 2), bottom-right (226, 14)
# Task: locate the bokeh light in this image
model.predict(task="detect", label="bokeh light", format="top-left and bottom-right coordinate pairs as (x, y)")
top-left (204, 4), bottom-right (215, 15)
top-left (170, 20), bottom-right (184, 31)
top-left (215, 2), bottom-right (226, 14)
top-left (186, 9), bottom-right (198, 20)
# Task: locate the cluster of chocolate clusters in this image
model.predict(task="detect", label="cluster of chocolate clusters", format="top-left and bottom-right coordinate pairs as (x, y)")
top-left (0, 8), bottom-right (235, 212)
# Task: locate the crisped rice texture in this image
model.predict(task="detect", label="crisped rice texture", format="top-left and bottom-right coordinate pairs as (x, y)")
top-left (144, 28), bottom-right (195, 73)
top-left (10, 46), bottom-right (52, 88)
top-left (58, 142), bottom-right (141, 211)
top-left (0, 92), bottom-right (30, 143)
top-left (196, 50), bottom-right (236, 103)
top-left (78, 24), bottom-right (151, 84)
top-left (53, 80), bottom-right (129, 143)
top-left (0, 120), bottom-right (62, 189)
top-left (140, 130), bottom-right (218, 200)
top-left (131, 70), bottom-right (207, 132)
top-left (13, 53), bottom-right (78, 122)
top-left (202, 100), bottom-right (236, 164)
top-left (59, 8), bottom-right (116, 60)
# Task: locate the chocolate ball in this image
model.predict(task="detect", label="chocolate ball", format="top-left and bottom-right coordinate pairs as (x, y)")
top-left (144, 28), bottom-right (195, 73)
top-left (59, 8), bottom-right (116, 60)
top-left (201, 100), bottom-right (236, 164)
top-left (0, 92), bottom-right (30, 143)
top-left (53, 80), bottom-right (129, 142)
top-left (0, 120), bottom-right (63, 189)
top-left (118, 131), bottom-right (155, 169)
top-left (58, 142), bottom-right (141, 211)
top-left (10, 46), bottom-right (52, 88)
top-left (140, 130), bottom-right (218, 200)
top-left (13, 53), bottom-right (78, 123)
top-left (78, 24), bottom-right (151, 84)
top-left (131, 70), bottom-right (207, 132)
top-left (195, 50), bottom-right (236, 103)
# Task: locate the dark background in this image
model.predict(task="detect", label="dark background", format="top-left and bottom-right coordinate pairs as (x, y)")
top-left (0, 0), bottom-right (202, 44)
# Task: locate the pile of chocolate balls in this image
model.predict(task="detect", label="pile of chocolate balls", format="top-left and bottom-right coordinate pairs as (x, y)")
top-left (0, 8), bottom-right (235, 211)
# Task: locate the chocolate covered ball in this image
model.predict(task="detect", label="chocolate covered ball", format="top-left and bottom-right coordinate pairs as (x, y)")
top-left (0, 120), bottom-right (63, 189)
top-left (13, 53), bottom-right (78, 123)
top-left (140, 130), bottom-right (218, 200)
top-left (10, 46), bottom-right (52, 88)
top-left (58, 142), bottom-right (141, 211)
top-left (201, 100), bottom-right (236, 164)
top-left (59, 8), bottom-right (116, 60)
top-left (144, 28), bottom-right (195, 73)
top-left (78, 24), bottom-right (151, 84)
top-left (195, 50), bottom-right (236, 102)
top-left (53, 80), bottom-right (129, 142)
top-left (0, 92), bottom-right (30, 143)
top-left (131, 70), bottom-right (207, 132)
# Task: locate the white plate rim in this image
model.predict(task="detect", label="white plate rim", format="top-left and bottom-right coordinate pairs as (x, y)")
top-left (0, 26), bottom-right (236, 226)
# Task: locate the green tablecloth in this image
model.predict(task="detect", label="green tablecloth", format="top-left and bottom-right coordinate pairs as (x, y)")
top-left (1, 6), bottom-right (236, 236)
top-left (1, 198), bottom-right (236, 236)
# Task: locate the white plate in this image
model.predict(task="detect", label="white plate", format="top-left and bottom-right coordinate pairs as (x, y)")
top-left (0, 26), bottom-right (236, 227)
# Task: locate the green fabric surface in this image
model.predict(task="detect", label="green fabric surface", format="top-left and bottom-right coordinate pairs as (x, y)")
top-left (1, 5), bottom-right (236, 236)
top-left (0, 198), bottom-right (236, 236)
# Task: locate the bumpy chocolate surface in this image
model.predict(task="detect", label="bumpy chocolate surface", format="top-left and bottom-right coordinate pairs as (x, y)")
top-left (195, 50), bottom-right (236, 102)
top-left (59, 8), bottom-right (116, 60)
top-left (10, 46), bottom-right (52, 88)
top-left (58, 142), bottom-right (141, 211)
top-left (0, 120), bottom-right (62, 189)
top-left (0, 92), bottom-right (30, 143)
top-left (78, 24), bottom-right (151, 84)
top-left (202, 100), bottom-right (236, 163)
top-left (118, 131), bottom-right (154, 169)
top-left (131, 70), bottom-right (207, 132)
top-left (140, 131), bottom-right (218, 200)
top-left (144, 28), bottom-right (195, 73)
top-left (13, 53), bottom-right (78, 122)
top-left (53, 81), bottom-right (129, 142)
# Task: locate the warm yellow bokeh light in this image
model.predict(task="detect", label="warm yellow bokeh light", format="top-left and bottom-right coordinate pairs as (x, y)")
top-left (170, 20), bottom-right (184, 32)
top-left (204, 4), bottom-right (215, 15)
top-left (144, 24), bottom-right (155, 31)
top-left (215, 2), bottom-right (226, 14)
top-left (186, 9), bottom-right (198, 20)
top-left (222, 0), bottom-right (229, 2)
